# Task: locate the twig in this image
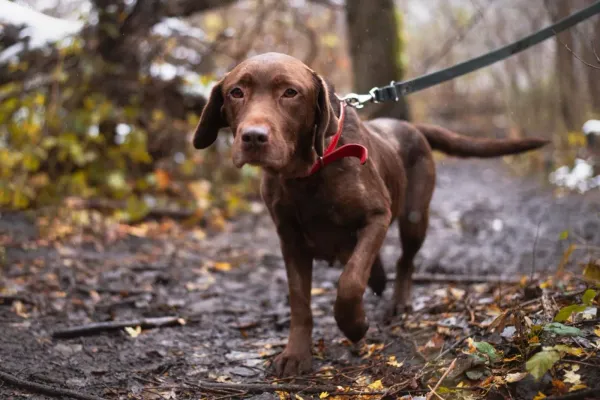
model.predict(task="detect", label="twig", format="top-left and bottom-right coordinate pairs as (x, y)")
top-left (52, 316), bottom-right (185, 339)
top-left (553, 29), bottom-right (600, 70)
top-left (0, 369), bottom-right (106, 400)
top-left (435, 337), bottom-right (468, 361)
top-left (388, 272), bottom-right (522, 285)
top-left (426, 358), bottom-right (457, 400)
top-left (194, 380), bottom-right (385, 396)
top-left (546, 387), bottom-right (600, 400)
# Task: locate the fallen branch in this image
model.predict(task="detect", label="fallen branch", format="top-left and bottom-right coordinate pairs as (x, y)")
top-left (193, 380), bottom-right (385, 396)
top-left (426, 358), bottom-right (457, 400)
top-left (0, 369), bottom-right (106, 400)
top-left (389, 272), bottom-right (522, 285)
top-left (52, 316), bottom-right (185, 339)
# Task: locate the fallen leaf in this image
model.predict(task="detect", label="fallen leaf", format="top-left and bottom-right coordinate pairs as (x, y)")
top-left (543, 322), bottom-right (583, 337)
top-left (387, 355), bottom-right (404, 368)
top-left (564, 370), bottom-right (582, 385)
top-left (212, 262), bottom-right (232, 272)
top-left (311, 288), bottom-right (327, 296)
top-left (583, 262), bottom-right (600, 282)
top-left (472, 340), bottom-right (500, 362)
top-left (553, 345), bottom-right (584, 357)
top-left (594, 325), bottom-right (600, 337)
top-left (554, 305), bottom-right (587, 322)
top-left (569, 384), bottom-right (588, 391)
top-left (295, 395), bottom-right (305, 400)
top-left (505, 372), bottom-right (528, 383)
top-left (582, 289), bottom-right (597, 306)
top-left (533, 392), bottom-right (546, 400)
top-left (124, 326), bottom-right (142, 338)
top-left (367, 379), bottom-right (383, 391)
top-left (319, 393), bottom-right (329, 399)
top-left (12, 300), bottom-right (29, 318)
top-left (526, 349), bottom-right (561, 381)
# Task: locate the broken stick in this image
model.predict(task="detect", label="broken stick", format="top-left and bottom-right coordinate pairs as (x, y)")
top-left (193, 380), bottom-right (386, 396)
top-left (0, 369), bottom-right (106, 400)
top-left (52, 316), bottom-right (185, 339)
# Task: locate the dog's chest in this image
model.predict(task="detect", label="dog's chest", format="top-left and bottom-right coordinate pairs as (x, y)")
top-left (280, 184), bottom-right (367, 261)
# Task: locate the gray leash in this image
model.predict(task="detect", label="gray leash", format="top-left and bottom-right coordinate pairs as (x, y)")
top-left (342, 0), bottom-right (600, 109)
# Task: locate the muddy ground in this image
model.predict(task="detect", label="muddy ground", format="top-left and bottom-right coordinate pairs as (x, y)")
top-left (1, 158), bottom-right (599, 399)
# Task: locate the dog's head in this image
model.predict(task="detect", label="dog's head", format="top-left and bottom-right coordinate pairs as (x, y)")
top-left (192, 52), bottom-right (340, 176)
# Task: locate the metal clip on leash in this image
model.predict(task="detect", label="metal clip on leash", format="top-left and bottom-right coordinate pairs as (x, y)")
top-left (340, 88), bottom-right (378, 109)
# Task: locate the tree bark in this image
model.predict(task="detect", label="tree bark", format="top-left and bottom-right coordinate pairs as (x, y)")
top-left (546, 0), bottom-right (580, 131)
top-left (589, 17), bottom-right (600, 113)
top-left (345, 0), bottom-right (410, 121)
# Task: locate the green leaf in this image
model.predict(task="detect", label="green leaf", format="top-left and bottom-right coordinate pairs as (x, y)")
top-left (554, 304), bottom-right (587, 322)
top-left (473, 341), bottom-right (500, 362)
top-left (559, 230), bottom-right (569, 240)
top-left (543, 322), bottom-right (583, 337)
top-left (526, 350), bottom-right (561, 381)
top-left (582, 289), bottom-right (597, 306)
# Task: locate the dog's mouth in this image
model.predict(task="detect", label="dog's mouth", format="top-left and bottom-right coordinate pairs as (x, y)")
top-left (232, 146), bottom-right (287, 170)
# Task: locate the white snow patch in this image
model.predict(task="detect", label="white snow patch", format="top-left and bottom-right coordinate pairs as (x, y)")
top-left (0, 0), bottom-right (84, 63)
top-left (549, 158), bottom-right (600, 193)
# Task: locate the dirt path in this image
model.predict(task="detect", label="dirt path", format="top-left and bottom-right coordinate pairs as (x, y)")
top-left (1, 159), bottom-right (598, 399)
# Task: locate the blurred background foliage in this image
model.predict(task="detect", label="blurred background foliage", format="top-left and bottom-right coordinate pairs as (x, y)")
top-left (0, 0), bottom-right (598, 225)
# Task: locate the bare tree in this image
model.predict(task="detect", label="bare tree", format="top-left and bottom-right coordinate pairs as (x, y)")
top-left (546, 0), bottom-right (581, 131)
top-left (345, 0), bottom-right (410, 121)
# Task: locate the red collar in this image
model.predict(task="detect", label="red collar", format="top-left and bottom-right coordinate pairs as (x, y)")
top-left (308, 101), bottom-right (368, 175)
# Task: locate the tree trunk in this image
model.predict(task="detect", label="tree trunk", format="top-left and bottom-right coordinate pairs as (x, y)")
top-left (589, 17), bottom-right (600, 114)
top-left (547, 0), bottom-right (580, 131)
top-left (345, 0), bottom-right (410, 121)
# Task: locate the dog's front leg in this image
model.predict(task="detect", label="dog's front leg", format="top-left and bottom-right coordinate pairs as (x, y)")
top-left (272, 238), bottom-right (314, 377)
top-left (335, 212), bottom-right (391, 342)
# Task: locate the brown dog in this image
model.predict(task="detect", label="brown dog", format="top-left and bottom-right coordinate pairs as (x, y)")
top-left (192, 52), bottom-right (549, 377)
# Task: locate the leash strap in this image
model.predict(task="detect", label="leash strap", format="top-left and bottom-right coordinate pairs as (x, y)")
top-left (342, 0), bottom-right (600, 108)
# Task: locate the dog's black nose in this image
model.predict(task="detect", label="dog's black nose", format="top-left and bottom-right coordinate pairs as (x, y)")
top-left (241, 126), bottom-right (269, 146)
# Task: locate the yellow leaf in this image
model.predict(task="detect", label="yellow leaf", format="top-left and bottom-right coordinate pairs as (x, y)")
top-left (213, 262), bottom-right (232, 272)
top-left (311, 288), bottom-right (326, 296)
top-left (319, 392), bottom-right (329, 399)
top-left (387, 355), bottom-right (404, 368)
top-left (124, 326), bottom-right (142, 338)
top-left (367, 379), bottom-right (383, 391)
top-left (569, 384), bottom-right (588, 391)
top-left (533, 392), bottom-right (546, 400)
top-left (583, 262), bottom-right (600, 282)
top-left (594, 325), bottom-right (600, 337)
top-left (295, 395), bottom-right (304, 400)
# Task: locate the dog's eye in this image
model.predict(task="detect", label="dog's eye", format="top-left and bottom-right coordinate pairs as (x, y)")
top-left (230, 88), bottom-right (244, 98)
top-left (283, 88), bottom-right (298, 98)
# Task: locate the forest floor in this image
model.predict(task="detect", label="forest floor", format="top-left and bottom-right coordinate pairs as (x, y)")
top-left (1, 158), bottom-right (600, 400)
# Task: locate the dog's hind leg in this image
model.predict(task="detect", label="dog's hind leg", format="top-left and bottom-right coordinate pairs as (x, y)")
top-left (387, 156), bottom-right (435, 320)
top-left (368, 255), bottom-right (386, 296)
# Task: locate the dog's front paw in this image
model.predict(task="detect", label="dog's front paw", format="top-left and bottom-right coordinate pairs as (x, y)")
top-left (271, 347), bottom-right (312, 377)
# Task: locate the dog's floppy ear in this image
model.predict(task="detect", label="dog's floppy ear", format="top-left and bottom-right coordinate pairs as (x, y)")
top-left (193, 79), bottom-right (227, 149)
top-left (312, 73), bottom-right (339, 158)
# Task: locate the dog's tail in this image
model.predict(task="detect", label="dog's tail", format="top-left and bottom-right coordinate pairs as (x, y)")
top-left (415, 123), bottom-right (550, 158)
